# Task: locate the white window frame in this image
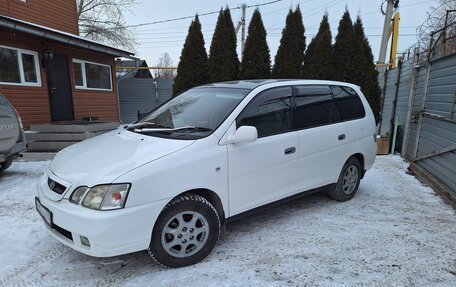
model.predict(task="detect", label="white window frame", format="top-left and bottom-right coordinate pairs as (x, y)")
top-left (72, 59), bottom-right (113, 91)
top-left (0, 44), bottom-right (42, 87)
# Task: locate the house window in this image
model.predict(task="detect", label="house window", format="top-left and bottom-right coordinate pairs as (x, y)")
top-left (0, 45), bottom-right (41, 86)
top-left (72, 59), bottom-right (112, 91)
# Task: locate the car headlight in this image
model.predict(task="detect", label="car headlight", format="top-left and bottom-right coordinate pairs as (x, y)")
top-left (70, 184), bottom-right (131, 210)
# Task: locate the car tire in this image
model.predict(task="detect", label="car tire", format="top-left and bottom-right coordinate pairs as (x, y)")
top-left (0, 159), bottom-right (12, 172)
top-left (148, 194), bottom-right (220, 268)
top-left (328, 157), bottom-right (362, 202)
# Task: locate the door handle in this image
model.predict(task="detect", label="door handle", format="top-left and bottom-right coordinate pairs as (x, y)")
top-left (338, 134), bottom-right (346, 140)
top-left (284, 147), bottom-right (296, 155)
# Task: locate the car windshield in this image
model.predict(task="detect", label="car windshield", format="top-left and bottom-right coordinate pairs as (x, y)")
top-left (127, 87), bottom-right (250, 139)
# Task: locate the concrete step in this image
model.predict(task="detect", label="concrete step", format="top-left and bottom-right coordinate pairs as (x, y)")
top-left (30, 122), bottom-right (119, 133)
top-left (26, 121), bottom-right (120, 152)
top-left (27, 141), bottom-right (78, 152)
top-left (25, 130), bottom-right (109, 142)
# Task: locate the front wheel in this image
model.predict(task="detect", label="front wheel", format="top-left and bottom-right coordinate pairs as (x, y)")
top-left (328, 157), bottom-right (362, 202)
top-left (148, 194), bottom-right (220, 268)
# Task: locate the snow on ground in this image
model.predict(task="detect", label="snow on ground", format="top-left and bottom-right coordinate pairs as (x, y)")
top-left (0, 156), bottom-right (455, 286)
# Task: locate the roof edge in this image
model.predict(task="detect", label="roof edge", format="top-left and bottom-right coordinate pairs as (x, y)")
top-left (0, 16), bottom-right (134, 58)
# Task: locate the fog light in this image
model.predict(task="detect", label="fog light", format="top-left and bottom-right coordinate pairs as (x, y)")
top-left (80, 236), bottom-right (90, 247)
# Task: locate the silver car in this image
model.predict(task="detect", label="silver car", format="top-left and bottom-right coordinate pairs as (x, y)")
top-left (0, 92), bottom-right (26, 172)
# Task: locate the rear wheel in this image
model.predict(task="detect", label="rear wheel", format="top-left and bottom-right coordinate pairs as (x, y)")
top-left (0, 159), bottom-right (12, 172)
top-left (148, 194), bottom-right (220, 268)
top-left (328, 157), bottom-right (362, 202)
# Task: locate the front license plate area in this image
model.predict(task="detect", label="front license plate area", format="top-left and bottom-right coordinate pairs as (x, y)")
top-left (35, 197), bottom-right (52, 227)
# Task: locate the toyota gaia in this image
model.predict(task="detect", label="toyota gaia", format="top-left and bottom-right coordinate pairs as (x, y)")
top-left (36, 80), bottom-right (376, 268)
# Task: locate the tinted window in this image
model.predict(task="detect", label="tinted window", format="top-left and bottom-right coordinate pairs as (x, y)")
top-left (238, 87), bottom-right (292, 138)
top-left (73, 62), bottom-right (84, 86)
top-left (0, 47), bottom-right (21, 83)
top-left (294, 85), bottom-right (338, 129)
top-left (21, 53), bottom-right (37, 83)
top-left (85, 63), bottom-right (111, 90)
top-left (0, 46), bottom-right (40, 85)
top-left (331, 86), bottom-right (365, 121)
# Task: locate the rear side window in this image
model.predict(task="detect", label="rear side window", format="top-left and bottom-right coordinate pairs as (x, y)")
top-left (331, 86), bottom-right (365, 121)
top-left (237, 87), bottom-right (292, 138)
top-left (294, 85), bottom-right (338, 129)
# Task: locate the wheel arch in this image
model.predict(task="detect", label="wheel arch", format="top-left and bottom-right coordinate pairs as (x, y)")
top-left (179, 188), bottom-right (225, 223)
top-left (349, 153), bottom-right (365, 178)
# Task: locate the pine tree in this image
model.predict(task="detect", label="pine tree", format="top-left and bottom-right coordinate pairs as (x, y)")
top-left (173, 15), bottom-right (208, 96)
top-left (240, 8), bottom-right (271, 79)
top-left (332, 10), bottom-right (356, 82)
top-left (272, 6), bottom-right (306, 78)
top-left (353, 16), bottom-right (381, 122)
top-left (294, 6), bottom-right (306, 77)
top-left (207, 7), bottom-right (239, 82)
top-left (302, 13), bottom-right (333, 80)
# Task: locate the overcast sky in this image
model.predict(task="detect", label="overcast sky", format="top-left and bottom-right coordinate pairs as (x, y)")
top-left (124, 0), bottom-right (435, 67)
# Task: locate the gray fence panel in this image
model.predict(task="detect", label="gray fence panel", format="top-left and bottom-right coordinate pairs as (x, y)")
top-left (413, 66), bottom-right (427, 111)
top-left (405, 66), bottom-right (428, 158)
top-left (414, 54), bottom-right (456, 195)
top-left (425, 56), bottom-right (456, 118)
top-left (418, 150), bottom-right (456, 193)
top-left (395, 60), bottom-right (413, 128)
top-left (381, 52), bottom-right (456, 198)
top-left (380, 68), bottom-right (398, 136)
top-left (118, 78), bottom-right (174, 123)
top-left (156, 79), bottom-right (174, 105)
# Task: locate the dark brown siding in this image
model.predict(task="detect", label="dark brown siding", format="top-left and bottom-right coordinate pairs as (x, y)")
top-left (0, 29), bottom-right (119, 129)
top-left (69, 52), bottom-right (119, 122)
top-left (0, 0), bottom-right (79, 34)
top-left (0, 30), bottom-right (51, 129)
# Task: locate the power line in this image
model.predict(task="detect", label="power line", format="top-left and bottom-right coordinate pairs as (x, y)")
top-left (126, 0), bottom-right (282, 28)
top-left (361, 0), bottom-right (432, 16)
top-left (138, 33), bottom-right (418, 45)
top-left (268, 0), bottom-right (344, 29)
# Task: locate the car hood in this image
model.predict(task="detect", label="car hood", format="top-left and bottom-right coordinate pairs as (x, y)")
top-left (49, 129), bottom-right (195, 186)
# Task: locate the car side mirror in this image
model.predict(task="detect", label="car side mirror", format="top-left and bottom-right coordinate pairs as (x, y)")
top-left (228, 126), bottom-right (258, 144)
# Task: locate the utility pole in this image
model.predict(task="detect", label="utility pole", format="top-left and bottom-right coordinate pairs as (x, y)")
top-left (377, 0), bottom-right (398, 73)
top-left (235, 4), bottom-right (247, 59)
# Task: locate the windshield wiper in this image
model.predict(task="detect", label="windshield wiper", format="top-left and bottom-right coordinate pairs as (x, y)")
top-left (135, 126), bottom-right (212, 133)
top-left (127, 121), bottom-right (169, 129)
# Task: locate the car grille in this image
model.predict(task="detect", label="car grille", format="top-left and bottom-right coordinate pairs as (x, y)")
top-left (47, 177), bottom-right (66, 194)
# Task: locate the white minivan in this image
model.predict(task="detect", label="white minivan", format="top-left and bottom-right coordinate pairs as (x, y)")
top-left (36, 80), bottom-right (376, 267)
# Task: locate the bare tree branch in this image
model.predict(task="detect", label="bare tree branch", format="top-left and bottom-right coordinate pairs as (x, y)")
top-left (76, 0), bottom-right (138, 52)
top-left (156, 53), bottom-right (175, 78)
top-left (416, 0), bottom-right (456, 53)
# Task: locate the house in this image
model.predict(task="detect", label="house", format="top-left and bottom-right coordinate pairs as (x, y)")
top-left (0, 0), bottom-right (134, 130)
top-left (116, 59), bottom-right (153, 79)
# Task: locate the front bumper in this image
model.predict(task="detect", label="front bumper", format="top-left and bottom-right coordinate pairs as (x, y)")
top-left (36, 181), bottom-right (169, 257)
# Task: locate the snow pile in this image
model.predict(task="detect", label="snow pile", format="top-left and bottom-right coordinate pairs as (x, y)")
top-left (0, 156), bottom-right (455, 286)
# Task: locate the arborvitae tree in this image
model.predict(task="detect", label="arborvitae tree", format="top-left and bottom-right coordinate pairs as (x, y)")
top-left (240, 8), bottom-right (271, 79)
top-left (353, 16), bottom-right (382, 122)
top-left (294, 6), bottom-right (306, 77)
top-left (332, 10), bottom-right (357, 82)
top-left (173, 15), bottom-right (208, 95)
top-left (207, 7), bottom-right (239, 82)
top-left (302, 13), bottom-right (333, 80)
top-left (272, 6), bottom-right (306, 78)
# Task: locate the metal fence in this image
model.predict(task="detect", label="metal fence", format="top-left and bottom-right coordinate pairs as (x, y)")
top-left (379, 40), bottom-right (456, 203)
top-left (117, 78), bottom-right (174, 123)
